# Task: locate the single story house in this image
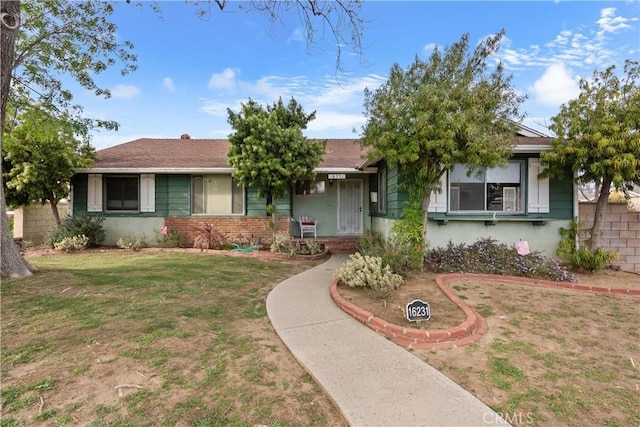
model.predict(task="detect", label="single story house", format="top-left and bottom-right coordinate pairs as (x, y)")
top-left (71, 124), bottom-right (576, 255)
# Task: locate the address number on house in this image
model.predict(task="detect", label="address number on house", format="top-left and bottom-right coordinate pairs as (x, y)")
top-left (328, 174), bottom-right (346, 179)
top-left (406, 299), bottom-right (430, 322)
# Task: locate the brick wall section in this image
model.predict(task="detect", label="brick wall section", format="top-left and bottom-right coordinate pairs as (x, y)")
top-left (579, 202), bottom-right (640, 273)
top-left (13, 202), bottom-right (70, 245)
top-left (164, 216), bottom-right (291, 247)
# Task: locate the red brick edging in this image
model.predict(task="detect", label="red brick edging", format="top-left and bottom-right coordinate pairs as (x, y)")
top-left (331, 273), bottom-right (639, 350)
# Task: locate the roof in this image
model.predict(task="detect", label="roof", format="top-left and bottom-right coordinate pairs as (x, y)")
top-left (82, 138), bottom-right (369, 173)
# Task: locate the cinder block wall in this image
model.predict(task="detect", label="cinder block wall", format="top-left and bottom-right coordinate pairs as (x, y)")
top-left (164, 216), bottom-right (291, 247)
top-left (578, 202), bottom-right (640, 273)
top-left (13, 202), bottom-right (70, 245)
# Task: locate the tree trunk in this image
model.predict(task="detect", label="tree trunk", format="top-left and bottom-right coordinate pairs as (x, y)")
top-left (1, 0), bottom-right (34, 278)
top-left (421, 192), bottom-right (430, 244)
top-left (271, 196), bottom-right (278, 235)
top-left (589, 175), bottom-right (612, 252)
top-left (49, 197), bottom-right (61, 225)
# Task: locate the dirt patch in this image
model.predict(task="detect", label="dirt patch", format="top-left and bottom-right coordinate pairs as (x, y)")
top-left (336, 268), bottom-right (640, 426)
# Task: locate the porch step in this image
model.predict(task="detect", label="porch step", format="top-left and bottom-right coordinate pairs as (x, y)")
top-left (296, 237), bottom-right (359, 254)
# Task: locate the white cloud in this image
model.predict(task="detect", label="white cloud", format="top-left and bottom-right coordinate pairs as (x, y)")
top-left (200, 100), bottom-right (233, 117)
top-left (288, 27), bottom-right (305, 44)
top-left (306, 111), bottom-right (365, 135)
top-left (208, 68), bottom-right (239, 91)
top-left (111, 84), bottom-right (140, 99)
top-left (597, 7), bottom-right (636, 36)
top-left (423, 43), bottom-right (437, 55)
top-left (162, 77), bottom-right (176, 92)
top-left (530, 63), bottom-right (580, 107)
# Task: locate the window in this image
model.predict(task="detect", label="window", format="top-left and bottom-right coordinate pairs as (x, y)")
top-left (192, 175), bottom-right (244, 215)
top-left (295, 180), bottom-right (326, 196)
top-left (105, 176), bottom-right (139, 211)
top-left (449, 162), bottom-right (524, 213)
top-left (377, 167), bottom-right (387, 213)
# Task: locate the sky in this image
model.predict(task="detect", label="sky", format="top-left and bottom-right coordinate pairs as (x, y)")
top-left (74, 1), bottom-right (640, 150)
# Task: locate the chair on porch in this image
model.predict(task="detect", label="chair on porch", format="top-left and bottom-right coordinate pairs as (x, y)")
top-left (298, 215), bottom-right (318, 238)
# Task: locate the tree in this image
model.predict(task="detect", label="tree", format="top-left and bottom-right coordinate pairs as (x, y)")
top-left (227, 98), bottom-right (325, 233)
top-left (1, 0), bottom-right (366, 279)
top-left (360, 30), bottom-right (524, 242)
top-left (541, 60), bottom-right (640, 252)
top-left (3, 106), bottom-right (95, 224)
top-left (1, 0), bottom-right (136, 278)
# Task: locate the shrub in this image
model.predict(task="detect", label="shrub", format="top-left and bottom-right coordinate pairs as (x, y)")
top-left (424, 238), bottom-right (577, 283)
top-left (193, 222), bottom-right (226, 250)
top-left (570, 247), bottom-right (619, 273)
top-left (356, 230), bottom-right (422, 276)
top-left (270, 232), bottom-right (323, 256)
top-left (117, 235), bottom-right (148, 251)
top-left (54, 235), bottom-right (89, 252)
top-left (156, 226), bottom-right (181, 248)
top-left (335, 252), bottom-right (403, 297)
top-left (44, 216), bottom-right (105, 248)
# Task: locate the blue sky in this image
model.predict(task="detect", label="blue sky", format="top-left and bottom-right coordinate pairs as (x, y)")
top-left (78, 1), bottom-right (640, 150)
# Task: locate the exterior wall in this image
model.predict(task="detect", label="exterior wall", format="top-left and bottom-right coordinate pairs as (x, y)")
top-left (13, 202), bottom-right (70, 245)
top-left (164, 216), bottom-right (290, 247)
top-left (425, 219), bottom-right (571, 256)
top-left (579, 202), bottom-right (640, 273)
top-left (101, 217), bottom-right (165, 246)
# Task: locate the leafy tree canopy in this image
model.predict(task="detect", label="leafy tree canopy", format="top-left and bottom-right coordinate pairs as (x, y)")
top-left (541, 59), bottom-right (640, 251)
top-left (360, 30), bottom-right (524, 229)
top-left (227, 98), bottom-right (325, 229)
top-left (3, 106), bottom-right (95, 222)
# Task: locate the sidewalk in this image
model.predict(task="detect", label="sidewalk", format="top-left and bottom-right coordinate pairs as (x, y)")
top-left (266, 254), bottom-right (507, 427)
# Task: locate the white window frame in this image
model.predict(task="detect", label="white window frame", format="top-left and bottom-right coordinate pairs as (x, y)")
top-left (377, 167), bottom-right (387, 214)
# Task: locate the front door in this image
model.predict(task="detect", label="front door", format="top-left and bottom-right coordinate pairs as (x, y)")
top-left (337, 180), bottom-right (363, 235)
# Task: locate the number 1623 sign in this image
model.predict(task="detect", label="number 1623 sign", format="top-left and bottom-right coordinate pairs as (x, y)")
top-left (406, 299), bottom-right (430, 322)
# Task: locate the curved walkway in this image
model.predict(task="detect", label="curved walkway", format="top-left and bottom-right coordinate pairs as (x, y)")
top-left (266, 254), bottom-right (504, 427)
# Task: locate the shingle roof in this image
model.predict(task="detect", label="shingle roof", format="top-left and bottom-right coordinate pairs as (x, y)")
top-left (91, 138), bottom-right (368, 171)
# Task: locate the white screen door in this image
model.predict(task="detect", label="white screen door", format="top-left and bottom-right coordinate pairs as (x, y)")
top-left (337, 180), bottom-right (363, 235)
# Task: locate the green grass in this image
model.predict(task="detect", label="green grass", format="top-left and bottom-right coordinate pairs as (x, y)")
top-left (1, 252), bottom-right (340, 427)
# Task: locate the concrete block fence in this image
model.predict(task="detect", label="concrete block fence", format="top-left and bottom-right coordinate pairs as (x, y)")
top-left (578, 202), bottom-right (640, 273)
top-left (13, 202), bottom-right (70, 245)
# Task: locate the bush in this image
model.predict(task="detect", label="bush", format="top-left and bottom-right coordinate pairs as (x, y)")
top-left (335, 252), bottom-right (403, 297)
top-left (356, 230), bottom-right (422, 276)
top-left (156, 226), bottom-right (181, 248)
top-left (424, 238), bottom-right (577, 283)
top-left (570, 247), bottom-right (619, 273)
top-left (270, 232), bottom-right (323, 256)
top-left (54, 235), bottom-right (89, 252)
top-left (193, 222), bottom-right (226, 250)
top-left (44, 216), bottom-right (105, 248)
top-left (117, 235), bottom-right (148, 251)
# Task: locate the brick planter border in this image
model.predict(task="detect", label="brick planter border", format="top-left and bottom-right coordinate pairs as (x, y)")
top-left (331, 273), bottom-right (639, 350)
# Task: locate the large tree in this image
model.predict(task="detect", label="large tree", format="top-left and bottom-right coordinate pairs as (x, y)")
top-left (1, 0), bottom-right (365, 279)
top-left (227, 98), bottom-right (325, 233)
top-left (3, 106), bottom-right (95, 224)
top-left (360, 30), bottom-right (524, 239)
top-left (541, 60), bottom-right (640, 252)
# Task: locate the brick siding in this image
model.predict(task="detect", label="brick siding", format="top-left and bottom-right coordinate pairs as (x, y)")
top-left (579, 202), bottom-right (640, 273)
top-left (164, 216), bottom-right (291, 247)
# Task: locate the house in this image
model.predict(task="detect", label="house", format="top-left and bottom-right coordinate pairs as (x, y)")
top-left (364, 124), bottom-right (577, 256)
top-left (71, 124), bottom-right (576, 256)
top-left (71, 138), bottom-right (373, 248)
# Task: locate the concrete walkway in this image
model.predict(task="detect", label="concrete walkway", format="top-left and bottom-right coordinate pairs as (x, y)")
top-left (266, 254), bottom-right (506, 427)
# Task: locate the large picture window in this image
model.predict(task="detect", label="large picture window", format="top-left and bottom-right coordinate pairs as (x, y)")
top-left (449, 162), bottom-right (524, 213)
top-left (105, 176), bottom-right (139, 211)
top-left (295, 180), bottom-right (326, 196)
top-left (192, 175), bottom-right (244, 215)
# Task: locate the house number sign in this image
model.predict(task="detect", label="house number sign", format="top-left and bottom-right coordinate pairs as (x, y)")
top-left (406, 299), bottom-right (430, 322)
top-left (328, 173), bottom-right (346, 179)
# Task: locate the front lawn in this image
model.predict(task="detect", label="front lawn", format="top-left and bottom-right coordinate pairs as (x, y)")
top-left (1, 252), bottom-right (345, 427)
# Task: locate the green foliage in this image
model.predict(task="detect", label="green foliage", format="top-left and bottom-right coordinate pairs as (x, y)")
top-left (569, 248), bottom-right (619, 273)
top-left (192, 223), bottom-right (226, 250)
top-left (44, 216), bottom-right (105, 248)
top-left (54, 235), bottom-right (89, 252)
top-left (3, 107), bottom-right (95, 209)
top-left (270, 232), bottom-right (323, 256)
top-left (390, 200), bottom-right (425, 249)
top-left (117, 235), bottom-right (148, 252)
top-left (356, 230), bottom-right (423, 276)
top-left (424, 238), bottom-right (577, 282)
top-left (227, 98), bottom-right (325, 232)
top-left (335, 252), bottom-right (403, 297)
top-left (360, 30), bottom-right (523, 217)
top-left (156, 227), bottom-right (181, 248)
top-left (557, 219), bottom-right (579, 261)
